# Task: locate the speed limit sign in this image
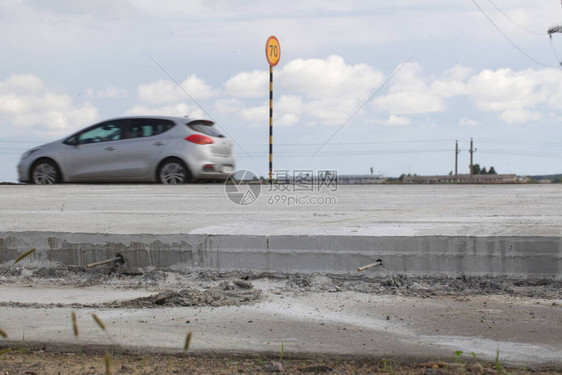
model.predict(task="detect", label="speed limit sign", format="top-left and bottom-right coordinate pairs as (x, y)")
top-left (266, 36), bottom-right (281, 66)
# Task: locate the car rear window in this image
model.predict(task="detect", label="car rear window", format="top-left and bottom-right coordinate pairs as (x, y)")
top-left (130, 119), bottom-right (175, 138)
top-left (186, 120), bottom-right (223, 138)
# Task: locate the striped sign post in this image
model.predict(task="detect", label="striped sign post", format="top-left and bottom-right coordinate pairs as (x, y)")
top-left (266, 36), bottom-right (280, 184)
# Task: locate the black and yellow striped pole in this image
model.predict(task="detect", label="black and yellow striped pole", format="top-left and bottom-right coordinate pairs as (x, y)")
top-left (266, 36), bottom-right (280, 184)
top-left (269, 65), bottom-right (273, 183)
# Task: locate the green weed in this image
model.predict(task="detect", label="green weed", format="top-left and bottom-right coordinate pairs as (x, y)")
top-left (13, 248), bottom-right (36, 265)
top-left (105, 352), bottom-right (112, 375)
top-left (184, 331), bottom-right (192, 351)
top-left (71, 311), bottom-right (79, 338)
top-left (495, 347), bottom-right (504, 374)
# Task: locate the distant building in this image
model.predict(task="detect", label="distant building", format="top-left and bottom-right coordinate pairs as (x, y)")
top-left (403, 174), bottom-right (517, 184)
top-left (337, 174), bottom-right (386, 184)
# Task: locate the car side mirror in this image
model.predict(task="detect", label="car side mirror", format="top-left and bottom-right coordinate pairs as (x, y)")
top-left (65, 137), bottom-right (79, 146)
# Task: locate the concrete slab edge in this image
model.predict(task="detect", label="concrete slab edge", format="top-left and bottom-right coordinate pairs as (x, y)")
top-left (1, 231), bottom-right (560, 278)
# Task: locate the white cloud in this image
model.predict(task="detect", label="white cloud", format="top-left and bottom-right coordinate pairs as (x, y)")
top-left (124, 103), bottom-right (204, 118)
top-left (442, 64), bottom-right (473, 81)
top-left (239, 95), bottom-right (305, 127)
top-left (0, 74), bottom-right (45, 94)
top-left (240, 104), bottom-right (267, 126)
top-left (181, 75), bottom-right (219, 99)
top-left (307, 97), bottom-right (360, 125)
top-left (224, 71), bottom-right (267, 99)
top-left (138, 80), bottom-right (178, 103)
top-left (464, 68), bottom-right (562, 122)
top-left (0, 74), bottom-right (98, 137)
top-left (277, 113), bottom-right (299, 127)
top-left (467, 68), bottom-right (539, 112)
top-left (276, 95), bottom-right (305, 124)
top-left (374, 62), bottom-right (445, 115)
top-left (214, 98), bottom-right (243, 114)
top-left (224, 55), bottom-right (384, 126)
top-left (0, 1), bottom-right (106, 52)
top-left (87, 86), bottom-right (128, 99)
top-left (374, 91), bottom-right (444, 115)
top-left (372, 64), bottom-right (562, 125)
top-left (459, 118), bottom-right (478, 127)
top-left (0, 95), bottom-right (28, 115)
top-left (499, 109), bottom-right (541, 124)
top-left (384, 115), bottom-right (411, 126)
top-left (138, 75), bottom-right (218, 104)
top-left (279, 55), bottom-right (384, 100)
top-left (430, 65), bottom-right (471, 98)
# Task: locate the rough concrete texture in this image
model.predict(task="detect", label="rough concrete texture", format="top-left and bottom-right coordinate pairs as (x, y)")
top-left (0, 184), bottom-right (561, 276)
top-left (0, 184), bottom-right (561, 367)
top-left (0, 267), bottom-right (561, 367)
top-left (0, 184), bottom-right (560, 236)
top-left (1, 231), bottom-right (561, 277)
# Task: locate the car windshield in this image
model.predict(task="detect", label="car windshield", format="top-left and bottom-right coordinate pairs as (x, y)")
top-left (186, 120), bottom-right (223, 138)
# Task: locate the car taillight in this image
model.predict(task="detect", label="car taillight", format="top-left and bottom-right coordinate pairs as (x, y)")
top-left (185, 134), bottom-right (214, 145)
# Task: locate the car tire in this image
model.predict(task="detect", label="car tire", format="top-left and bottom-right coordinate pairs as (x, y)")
top-left (158, 159), bottom-right (192, 184)
top-left (31, 159), bottom-right (62, 184)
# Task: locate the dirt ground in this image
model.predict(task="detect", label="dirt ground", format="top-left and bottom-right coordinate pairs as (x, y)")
top-left (2, 348), bottom-right (562, 375)
top-left (1, 265), bottom-right (561, 308)
top-left (1, 264), bottom-right (561, 374)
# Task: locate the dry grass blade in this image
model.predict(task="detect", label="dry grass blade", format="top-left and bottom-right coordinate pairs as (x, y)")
top-left (13, 248), bottom-right (36, 265)
top-left (92, 313), bottom-right (106, 331)
top-left (0, 348), bottom-right (11, 355)
top-left (184, 331), bottom-right (192, 351)
top-left (0, 328), bottom-right (7, 338)
top-left (71, 311), bottom-right (79, 337)
top-left (105, 352), bottom-right (112, 375)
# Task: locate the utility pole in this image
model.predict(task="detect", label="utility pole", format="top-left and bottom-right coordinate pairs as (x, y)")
top-left (469, 138), bottom-right (474, 178)
top-left (454, 140), bottom-right (460, 182)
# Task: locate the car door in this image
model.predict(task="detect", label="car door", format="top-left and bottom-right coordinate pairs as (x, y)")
top-left (116, 118), bottom-right (175, 179)
top-left (62, 120), bottom-right (127, 181)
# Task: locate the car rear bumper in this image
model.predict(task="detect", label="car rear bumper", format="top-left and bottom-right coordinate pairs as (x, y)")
top-left (189, 157), bottom-right (235, 181)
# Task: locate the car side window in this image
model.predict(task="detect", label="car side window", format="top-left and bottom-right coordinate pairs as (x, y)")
top-left (129, 119), bottom-right (174, 138)
top-left (76, 121), bottom-right (125, 145)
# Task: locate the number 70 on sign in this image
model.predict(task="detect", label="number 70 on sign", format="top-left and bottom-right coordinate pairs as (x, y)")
top-left (266, 36), bottom-right (281, 66)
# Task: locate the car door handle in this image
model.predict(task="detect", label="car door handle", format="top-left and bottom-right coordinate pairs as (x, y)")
top-left (153, 141), bottom-right (165, 146)
top-left (105, 146), bottom-right (116, 151)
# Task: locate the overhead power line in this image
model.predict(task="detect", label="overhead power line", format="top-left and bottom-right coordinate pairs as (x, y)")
top-left (306, 52), bottom-right (417, 162)
top-left (145, 52), bottom-right (256, 163)
top-left (240, 138), bottom-right (455, 147)
top-left (472, 0), bottom-right (551, 67)
top-left (480, 150), bottom-right (562, 158)
top-left (238, 149), bottom-right (453, 158)
top-left (487, 0), bottom-right (543, 35)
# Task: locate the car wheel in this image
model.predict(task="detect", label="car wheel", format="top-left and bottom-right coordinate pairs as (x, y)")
top-left (31, 160), bottom-right (61, 184)
top-left (158, 159), bottom-right (191, 184)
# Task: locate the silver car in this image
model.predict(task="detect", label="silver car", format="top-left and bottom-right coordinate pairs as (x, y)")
top-left (17, 116), bottom-right (235, 184)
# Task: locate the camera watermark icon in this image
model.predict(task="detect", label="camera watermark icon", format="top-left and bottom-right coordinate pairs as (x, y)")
top-left (267, 194), bottom-right (337, 207)
top-left (225, 170), bottom-right (262, 206)
top-left (225, 169), bottom-right (338, 206)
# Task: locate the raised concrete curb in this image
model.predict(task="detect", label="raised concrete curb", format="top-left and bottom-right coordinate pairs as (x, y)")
top-left (1, 231), bottom-right (560, 277)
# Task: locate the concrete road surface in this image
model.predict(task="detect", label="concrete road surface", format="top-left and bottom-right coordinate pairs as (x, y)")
top-left (0, 184), bottom-right (560, 236)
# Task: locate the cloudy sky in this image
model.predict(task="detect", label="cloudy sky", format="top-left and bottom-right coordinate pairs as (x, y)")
top-left (1, 0), bottom-right (562, 182)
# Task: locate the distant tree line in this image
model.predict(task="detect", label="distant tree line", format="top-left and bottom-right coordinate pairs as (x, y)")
top-left (471, 164), bottom-right (497, 175)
